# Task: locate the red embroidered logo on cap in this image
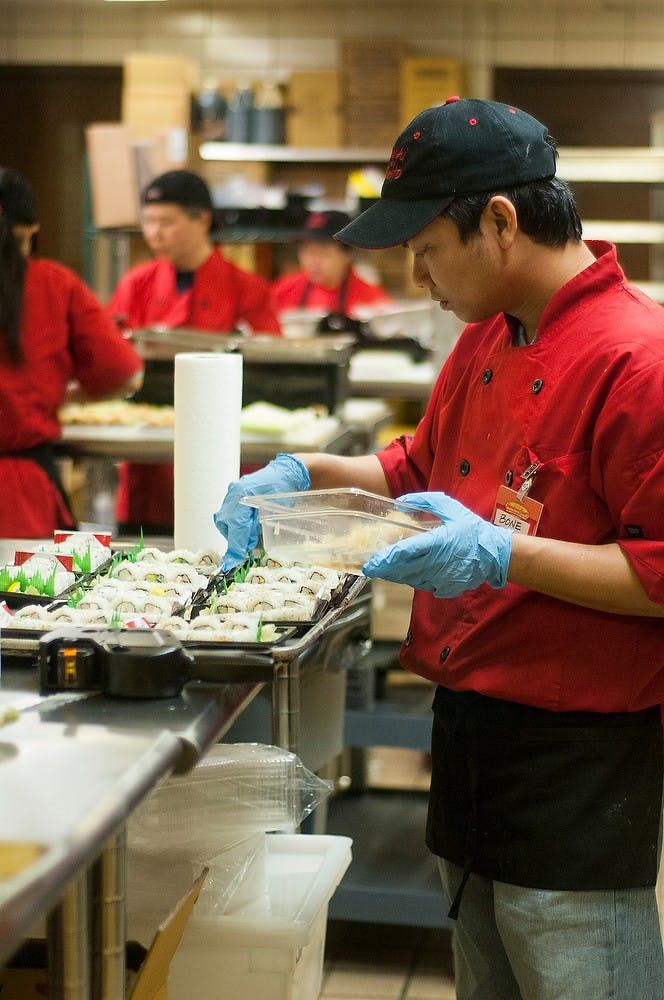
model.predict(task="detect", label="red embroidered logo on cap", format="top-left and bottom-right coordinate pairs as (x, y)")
top-left (307, 212), bottom-right (327, 229)
top-left (385, 144), bottom-right (407, 181)
top-left (468, 118), bottom-right (478, 126)
top-left (413, 131), bottom-right (421, 139)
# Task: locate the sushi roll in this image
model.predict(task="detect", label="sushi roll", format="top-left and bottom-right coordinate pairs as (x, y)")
top-left (12, 604), bottom-right (48, 621)
top-left (78, 593), bottom-right (115, 612)
top-left (143, 595), bottom-right (178, 617)
top-left (9, 605), bottom-right (49, 628)
top-left (209, 592), bottom-right (255, 614)
top-left (114, 594), bottom-right (148, 614)
top-left (135, 547), bottom-right (168, 563)
top-left (112, 560), bottom-right (147, 582)
top-left (164, 548), bottom-right (199, 566)
top-left (154, 615), bottom-right (190, 636)
top-left (167, 566), bottom-right (208, 589)
top-left (193, 549), bottom-right (222, 574)
top-left (47, 607), bottom-right (79, 624)
top-left (78, 608), bottom-right (111, 626)
top-left (187, 616), bottom-right (220, 636)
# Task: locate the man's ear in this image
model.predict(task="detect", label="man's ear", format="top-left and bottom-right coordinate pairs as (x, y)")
top-left (483, 196), bottom-right (518, 247)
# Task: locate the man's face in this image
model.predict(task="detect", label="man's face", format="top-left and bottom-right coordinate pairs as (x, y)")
top-left (407, 210), bottom-right (507, 324)
top-left (140, 203), bottom-right (211, 269)
top-left (298, 240), bottom-right (352, 290)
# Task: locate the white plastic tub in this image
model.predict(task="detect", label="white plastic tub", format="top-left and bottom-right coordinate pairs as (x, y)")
top-left (168, 833), bottom-right (352, 1000)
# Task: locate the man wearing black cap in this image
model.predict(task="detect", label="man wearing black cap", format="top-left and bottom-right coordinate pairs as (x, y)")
top-left (109, 168), bottom-right (280, 534)
top-left (270, 209), bottom-right (392, 321)
top-left (215, 98), bottom-right (664, 998)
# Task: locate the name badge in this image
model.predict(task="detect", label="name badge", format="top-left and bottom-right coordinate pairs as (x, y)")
top-left (492, 485), bottom-right (543, 535)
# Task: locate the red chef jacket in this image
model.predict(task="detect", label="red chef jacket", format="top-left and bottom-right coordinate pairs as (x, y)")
top-left (377, 241), bottom-right (664, 714)
top-left (0, 258), bottom-right (143, 537)
top-left (109, 248), bottom-right (281, 530)
top-left (110, 248), bottom-right (281, 334)
top-left (270, 267), bottom-right (392, 316)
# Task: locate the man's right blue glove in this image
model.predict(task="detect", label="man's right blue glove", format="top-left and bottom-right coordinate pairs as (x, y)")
top-left (213, 452), bottom-right (311, 570)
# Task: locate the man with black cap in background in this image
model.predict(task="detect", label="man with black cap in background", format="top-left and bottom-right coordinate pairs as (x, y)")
top-left (109, 168), bottom-right (281, 534)
top-left (270, 209), bottom-right (392, 324)
top-left (215, 98), bottom-right (664, 998)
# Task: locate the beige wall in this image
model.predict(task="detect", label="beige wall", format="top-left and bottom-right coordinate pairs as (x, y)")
top-left (2, 0), bottom-right (664, 97)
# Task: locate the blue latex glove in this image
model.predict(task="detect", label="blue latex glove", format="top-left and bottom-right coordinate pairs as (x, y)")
top-left (213, 453), bottom-right (311, 570)
top-left (362, 491), bottom-right (512, 598)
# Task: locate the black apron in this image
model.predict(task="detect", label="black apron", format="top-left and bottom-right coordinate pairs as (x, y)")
top-left (427, 686), bottom-right (663, 916)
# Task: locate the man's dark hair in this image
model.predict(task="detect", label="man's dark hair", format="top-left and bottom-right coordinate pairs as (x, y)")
top-left (443, 177), bottom-right (583, 246)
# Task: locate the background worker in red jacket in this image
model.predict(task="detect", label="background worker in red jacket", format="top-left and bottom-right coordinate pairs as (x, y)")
top-left (216, 99), bottom-right (664, 999)
top-left (270, 209), bottom-right (393, 325)
top-left (109, 169), bottom-right (281, 535)
top-left (0, 167), bottom-right (143, 538)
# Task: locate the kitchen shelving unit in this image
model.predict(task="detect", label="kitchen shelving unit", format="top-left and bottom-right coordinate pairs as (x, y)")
top-left (325, 674), bottom-right (451, 929)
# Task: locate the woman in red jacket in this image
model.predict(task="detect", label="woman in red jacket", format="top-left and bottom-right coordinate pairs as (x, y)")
top-left (0, 168), bottom-right (143, 538)
top-left (270, 210), bottom-right (393, 325)
top-left (109, 169), bottom-right (281, 534)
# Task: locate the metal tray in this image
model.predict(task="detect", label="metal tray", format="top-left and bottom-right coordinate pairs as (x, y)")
top-left (0, 621), bottom-right (299, 667)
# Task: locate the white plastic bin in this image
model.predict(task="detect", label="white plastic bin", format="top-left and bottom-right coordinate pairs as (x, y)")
top-left (168, 833), bottom-right (352, 1000)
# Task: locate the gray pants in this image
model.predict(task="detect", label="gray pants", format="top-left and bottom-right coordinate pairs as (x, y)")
top-left (438, 858), bottom-right (664, 1000)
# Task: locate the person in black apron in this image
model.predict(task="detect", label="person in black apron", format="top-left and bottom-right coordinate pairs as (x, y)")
top-left (0, 167), bottom-right (143, 537)
top-left (216, 98), bottom-right (664, 1000)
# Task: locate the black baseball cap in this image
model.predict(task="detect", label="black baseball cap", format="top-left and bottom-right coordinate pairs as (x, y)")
top-left (297, 210), bottom-right (353, 243)
top-left (335, 97), bottom-right (557, 249)
top-left (141, 169), bottom-right (214, 213)
top-left (0, 168), bottom-right (38, 226)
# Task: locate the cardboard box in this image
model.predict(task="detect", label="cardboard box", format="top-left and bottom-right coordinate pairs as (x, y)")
top-left (286, 71), bottom-right (342, 147)
top-left (371, 579), bottom-right (413, 641)
top-left (122, 55), bottom-right (196, 140)
top-left (0, 870), bottom-right (206, 1000)
top-left (287, 70), bottom-right (341, 114)
top-left (122, 86), bottom-right (192, 140)
top-left (123, 53), bottom-right (198, 92)
top-left (400, 57), bottom-right (464, 127)
top-left (286, 111), bottom-right (342, 148)
top-left (85, 122), bottom-right (139, 228)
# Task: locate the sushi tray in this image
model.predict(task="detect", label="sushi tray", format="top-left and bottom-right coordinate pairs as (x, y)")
top-left (0, 531), bottom-right (115, 610)
top-left (198, 561), bottom-right (356, 628)
top-left (0, 543), bottom-right (366, 675)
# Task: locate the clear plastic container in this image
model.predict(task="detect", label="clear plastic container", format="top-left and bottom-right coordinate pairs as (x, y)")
top-left (241, 488), bottom-right (440, 572)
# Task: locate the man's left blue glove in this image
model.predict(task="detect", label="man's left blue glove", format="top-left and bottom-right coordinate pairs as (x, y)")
top-left (213, 453), bottom-right (311, 570)
top-left (362, 491), bottom-right (512, 598)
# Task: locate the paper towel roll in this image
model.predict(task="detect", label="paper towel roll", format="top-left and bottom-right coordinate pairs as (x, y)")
top-left (174, 352), bottom-right (243, 553)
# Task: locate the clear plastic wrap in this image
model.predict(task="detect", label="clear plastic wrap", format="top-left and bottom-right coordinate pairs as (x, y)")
top-left (127, 745), bottom-right (333, 932)
top-left (128, 743), bottom-right (332, 858)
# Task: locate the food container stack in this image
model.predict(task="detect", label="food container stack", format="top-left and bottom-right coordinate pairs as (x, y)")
top-left (126, 744), bottom-right (350, 1000)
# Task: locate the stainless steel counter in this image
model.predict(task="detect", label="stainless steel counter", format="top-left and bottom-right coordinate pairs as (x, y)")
top-left (0, 537), bottom-right (370, 997)
top-left (58, 419), bottom-right (355, 465)
top-left (0, 675), bottom-right (262, 994)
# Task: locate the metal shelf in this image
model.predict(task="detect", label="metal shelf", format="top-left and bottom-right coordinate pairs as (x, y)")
top-left (199, 141), bottom-right (390, 163)
top-left (199, 142), bottom-right (664, 182)
top-left (325, 789), bottom-right (450, 929)
top-left (344, 683), bottom-right (433, 751)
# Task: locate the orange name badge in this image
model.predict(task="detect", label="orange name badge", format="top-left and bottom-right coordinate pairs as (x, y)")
top-left (492, 485), bottom-right (543, 535)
